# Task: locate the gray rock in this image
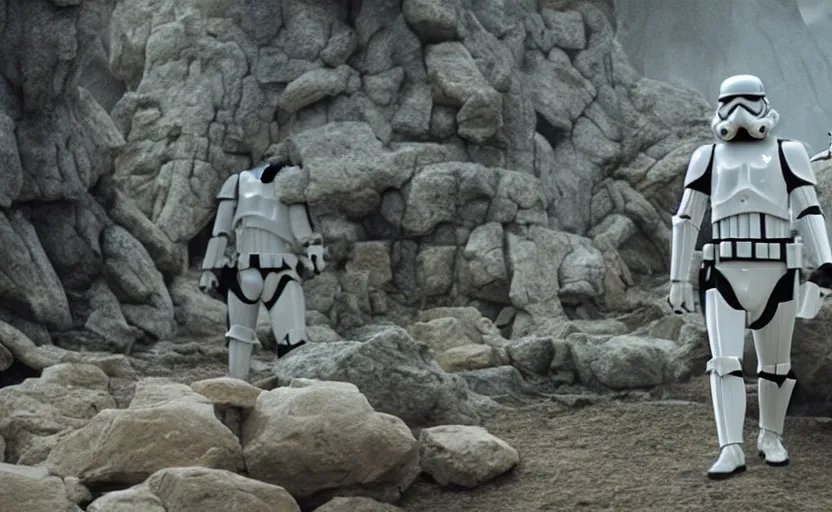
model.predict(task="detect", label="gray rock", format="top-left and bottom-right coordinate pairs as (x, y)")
top-left (425, 42), bottom-right (503, 140)
top-left (524, 50), bottom-right (594, 133)
top-left (506, 227), bottom-right (571, 336)
top-left (0, 210), bottom-right (72, 330)
top-left (430, 105), bottom-right (458, 139)
top-left (107, 189), bottom-right (183, 277)
top-left (403, 0), bottom-right (461, 43)
top-left (0, 342), bottom-right (11, 372)
top-left (0, 462), bottom-right (74, 512)
top-left (456, 365), bottom-right (531, 397)
top-left (507, 336), bottom-right (554, 375)
top-left (391, 82), bottom-right (433, 137)
top-left (102, 226), bottom-right (175, 340)
top-left (0, 0), bottom-right (737, 391)
top-left (416, 246), bottom-right (457, 296)
top-left (279, 66), bottom-right (359, 114)
top-left (168, 274), bottom-right (227, 339)
top-left (363, 67), bottom-right (405, 105)
top-left (281, 8), bottom-right (330, 61)
top-left (0, 113), bottom-right (22, 207)
top-left (667, 321), bottom-right (710, 383)
top-left (460, 11), bottom-right (515, 93)
top-left (29, 195), bottom-right (111, 292)
top-left (457, 89), bottom-right (504, 143)
top-left (540, 9), bottom-right (586, 50)
top-left (549, 338), bottom-right (577, 385)
top-left (401, 164), bottom-right (459, 235)
top-left (558, 241), bottom-right (606, 305)
top-left (256, 48), bottom-right (323, 85)
top-left (321, 21), bottom-right (358, 67)
top-left (274, 326), bottom-right (481, 426)
top-left (570, 334), bottom-right (677, 389)
top-left (83, 279), bottom-right (144, 353)
top-left (462, 222), bottom-right (507, 292)
top-left (418, 425), bottom-right (518, 488)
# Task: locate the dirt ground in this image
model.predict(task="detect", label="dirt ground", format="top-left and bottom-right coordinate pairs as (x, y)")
top-left (131, 349), bottom-right (832, 512)
top-left (400, 377), bottom-right (832, 512)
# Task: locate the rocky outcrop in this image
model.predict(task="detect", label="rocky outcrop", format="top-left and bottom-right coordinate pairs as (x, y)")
top-left (101, 0), bottom-right (711, 340)
top-left (0, 368), bottom-right (522, 509)
top-left (0, 0), bottom-right (176, 358)
top-left (0, 0), bottom-right (715, 368)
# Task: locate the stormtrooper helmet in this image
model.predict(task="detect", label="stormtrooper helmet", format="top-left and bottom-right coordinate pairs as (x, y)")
top-left (711, 75), bottom-right (779, 142)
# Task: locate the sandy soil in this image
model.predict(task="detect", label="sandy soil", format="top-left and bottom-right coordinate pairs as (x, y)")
top-left (400, 377), bottom-right (832, 512)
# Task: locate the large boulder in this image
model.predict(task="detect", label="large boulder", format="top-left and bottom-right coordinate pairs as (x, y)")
top-left (242, 379), bottom-right (420, 506)
top-left (0, 463), bottom-right (76, 512)
top-left (419, 425), bottom-right (519, 488)
top-left (0, 363), bottom-right (116, 465)
top-left (46, 378), bottom-right (244, 486)
top-left (273, 326), bottom-right (481, 426)
top-left (87, 467), bottom-right (300, 512)
top-left (568, 334), bottom-right (678, 389)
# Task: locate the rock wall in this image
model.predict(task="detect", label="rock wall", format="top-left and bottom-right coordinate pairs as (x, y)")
top-left (1, 0), bottom-right (713, 345)
top-left (107, 0), bottom-right (712, 337)
top-left (0, 0), bottom-right (175, 350)
top-left (615, 0), bottom-right (832, 153)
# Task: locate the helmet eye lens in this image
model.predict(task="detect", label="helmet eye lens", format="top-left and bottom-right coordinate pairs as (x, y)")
top-left (718, 96), bottom-right (765, 119)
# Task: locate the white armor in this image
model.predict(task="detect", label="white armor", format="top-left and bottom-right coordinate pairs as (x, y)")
top-left (669, 75), bottom-right (832, 479)
top-left (199, 162), bottom-right (326, 381)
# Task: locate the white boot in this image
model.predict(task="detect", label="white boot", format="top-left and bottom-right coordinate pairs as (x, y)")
top-left (707, 370), bottom-right (747, 479)
top-left (708, 444), bottom-right (746, 479)
top-left (757, 429), bottom-right (789, 466)
top-left (757, 375), bottom-right (796, 466)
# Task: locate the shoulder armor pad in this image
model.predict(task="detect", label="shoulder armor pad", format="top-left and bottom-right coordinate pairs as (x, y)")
top-left (217, 174), bottom-right (239, 200)
top-left (779, 139), bottom-right (816, 189)
top-left (683, 144), bottom-right (714, 195)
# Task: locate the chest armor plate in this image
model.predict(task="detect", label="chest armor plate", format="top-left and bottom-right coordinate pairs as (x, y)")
top-left (232, 171), bottom-right (292, 241)
top-left (710, 139), bottom-right (790, 223)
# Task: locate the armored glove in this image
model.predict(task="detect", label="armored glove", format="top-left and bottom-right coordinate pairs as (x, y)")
top-left (298, 234), bottom-right (326, 275)
top-left (306, 244), bottom-right (325, 274)
top-left (198, 271), bottom-right (219, 294)
top-left (807, 262), bottom-right (832, 292)
top-left (667, 280), bottom-right (695, 314)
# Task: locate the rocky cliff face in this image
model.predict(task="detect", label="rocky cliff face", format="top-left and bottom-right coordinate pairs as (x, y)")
top-left (0, 0), bottom-right (175, 353)
top-left (615, 0), bottom-right (832, 153)
top-left (0, 0), bottom-right (712, 347)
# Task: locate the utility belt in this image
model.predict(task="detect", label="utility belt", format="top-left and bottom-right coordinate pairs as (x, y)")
top-left (236, 252), bottom-right (299, 271)
top-left (701, 237), bottom-right (802, 269)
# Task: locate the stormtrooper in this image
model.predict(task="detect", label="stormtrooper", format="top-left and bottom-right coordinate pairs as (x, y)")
top-left (199, 161), bottom-right (325, 381)
top-left (669, 75), bottom-right (832, 479)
